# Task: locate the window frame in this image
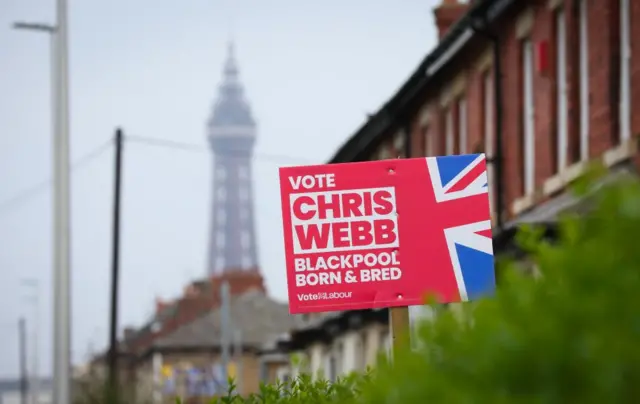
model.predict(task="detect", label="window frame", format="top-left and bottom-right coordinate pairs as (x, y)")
top-left (522, 38), bottom-right (536, 196)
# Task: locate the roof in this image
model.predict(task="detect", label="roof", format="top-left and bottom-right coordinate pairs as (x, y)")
top-left (328, 0), bottom-right (516, 164)
top-left (506, 163), bottom-right (639, 229)
top-left (0, 378), bottom-right (52, 393)
top-left (150, 290), bottom-right (298, 352)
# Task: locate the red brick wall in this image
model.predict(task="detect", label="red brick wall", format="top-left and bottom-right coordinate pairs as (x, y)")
top-left (405, 0), bottom-right (639, 219)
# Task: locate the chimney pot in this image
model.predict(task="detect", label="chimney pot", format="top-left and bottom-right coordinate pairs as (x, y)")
top-left (433, 0), bottom-right (470, 40)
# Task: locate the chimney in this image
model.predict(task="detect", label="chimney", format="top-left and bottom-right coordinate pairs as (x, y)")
top-left (155, 297), bottom-right (167, 314)
top-left (433, 0), bottom-right (470, 40)
top-left (183, 282), bottom-right (199, 298)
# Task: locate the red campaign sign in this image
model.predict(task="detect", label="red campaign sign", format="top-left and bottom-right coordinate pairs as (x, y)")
top-left (279, 154), bottom-right (495, 314)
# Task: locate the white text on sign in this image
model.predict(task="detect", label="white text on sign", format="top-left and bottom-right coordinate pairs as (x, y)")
top-left (293, 251), bottom-right (402, 286)
top-left (289, 187), bottom-right (399, 254)
top-left (288, 174), bottom-right (336, 190)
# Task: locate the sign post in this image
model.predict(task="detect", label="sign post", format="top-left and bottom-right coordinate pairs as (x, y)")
top-left (389, 306), bottom-right (410, 358)
top-left (279, 154), bottom-right (495, 359)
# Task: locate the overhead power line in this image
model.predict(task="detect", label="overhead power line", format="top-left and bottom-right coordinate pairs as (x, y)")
top-left (0, 133), bottom-right (314, 217)
top-left (0, 139), bottom-right (114, 216)
top-left (125, 134), bottom-right (313, 165)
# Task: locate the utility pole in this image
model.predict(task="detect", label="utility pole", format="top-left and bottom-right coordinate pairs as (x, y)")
top-left (220, 282), bottom-right (231, 385)
top-left (108, 128), bottom-right (124, 399)
top-left (19, 318), bottom-right (28, 404)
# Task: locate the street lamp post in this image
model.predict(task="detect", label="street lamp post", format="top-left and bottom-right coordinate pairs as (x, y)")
top-left (13, 0), bottom-right (73, 402)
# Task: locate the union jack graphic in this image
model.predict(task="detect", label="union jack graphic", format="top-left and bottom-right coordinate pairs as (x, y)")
top-left (425, 153), bottom-right (495, 302)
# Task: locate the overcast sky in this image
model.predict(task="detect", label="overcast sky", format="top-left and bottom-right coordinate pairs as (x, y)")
top-left (0, 0), bottom-right (438, 378)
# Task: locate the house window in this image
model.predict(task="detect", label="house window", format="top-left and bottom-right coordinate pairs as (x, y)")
top-left (445, 107), bottom-right (454, 155)
top-left (578, 0), bottom-right (590, 161)
top-left (422, 125), bottom-right (432, 156)
top-left (619, 0), bottom-right (631, 142)
top-left (354, 333), bottom-right (366, 371)
top-left (326, 354), bottom-right (336, 382)
top-left (482, 71), bottom-right (495, 215)
top-left (216, 234), bottom-right (225, 248)
top-left (522, 38), bottom-right (536, 195)
top-left (555, 8), bottom-right (568, 172)
top-left (218, 211), bottom-right (226, 225)
top-left (215, 256), bottom-right (225, 271)
top-left (380, 329), bottom-right (391, 357)
top-left (457, 97), bottom-right (467, 154)
top-left (393, 132), bottom-right (406, 157)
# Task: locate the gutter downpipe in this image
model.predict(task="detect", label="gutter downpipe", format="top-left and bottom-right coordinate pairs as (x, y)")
top-left (467, 11), bottom-right (505, 232)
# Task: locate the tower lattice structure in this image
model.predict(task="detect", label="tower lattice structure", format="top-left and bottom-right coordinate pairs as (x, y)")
top-left (207, 43), bottom-right (259, 276)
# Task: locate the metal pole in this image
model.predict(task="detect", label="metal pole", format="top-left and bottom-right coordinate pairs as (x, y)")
top-left (492, 36), bottom-right (505, 230)
top-left (220, 282), bottom-right (231, 384)
top-left (469, 16), bottom-right (504, 230)
top-left (53, 0), bottom-right (72, 402)
top-left (32, 292), bottom-right (39, 404)
top-left (28, 291), bottom-right (40, 404)
top-left (19, 318), bottom-right (28, 404)
top-left (19, 280), bottom-right (41, 404)
top-left (10, 14), bottom-right (67, 404)
top-left (233, 330), bottom-right (243, 395)
top-left (108, 128), bottom-right (124, 398)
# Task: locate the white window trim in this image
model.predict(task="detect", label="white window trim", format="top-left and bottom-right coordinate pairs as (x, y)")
top-left (393, 132), bottom-right (406, 156)
top-left (422, 125), bottom-right (431, 156)
top-left (556, 9), bottom-right (568, 171)
top-left (523, 39), bottom-right (536, 195)
top-left (458, 97), bottom-right (467, 154)
top-left (483, 72), bottom-right (495, 214)
top-left (620, 0), bottom-right (631, 141)
top-left (445, 107), bottom-right (454, 155)
top-left (579, 0), bottom-right (590, 160)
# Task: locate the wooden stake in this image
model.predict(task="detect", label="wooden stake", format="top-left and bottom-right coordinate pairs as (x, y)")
top-left (389, 306), bottom-right (410, 360)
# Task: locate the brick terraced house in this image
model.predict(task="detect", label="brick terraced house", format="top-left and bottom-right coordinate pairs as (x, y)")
top-left (284, 0), bottom-right (640, 380)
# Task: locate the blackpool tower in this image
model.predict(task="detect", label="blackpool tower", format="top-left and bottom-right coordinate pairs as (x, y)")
top-left (206, 43), bottom-right (259, 276)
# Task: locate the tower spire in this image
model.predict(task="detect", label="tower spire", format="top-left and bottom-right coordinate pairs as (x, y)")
top-left (206, 43), bottom-right (259, 277)
top-left (224, 40), bottom-right (238, 79)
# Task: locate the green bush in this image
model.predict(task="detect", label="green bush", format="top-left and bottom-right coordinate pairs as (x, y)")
top-left (194, 172), bottom-right (640, 403)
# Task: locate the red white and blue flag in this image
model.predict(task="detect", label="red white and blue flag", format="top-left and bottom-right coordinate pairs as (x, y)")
top-left (427, 154), bottom-right (494, 301)
top-left (279, 154), bottom-right (495, 314)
